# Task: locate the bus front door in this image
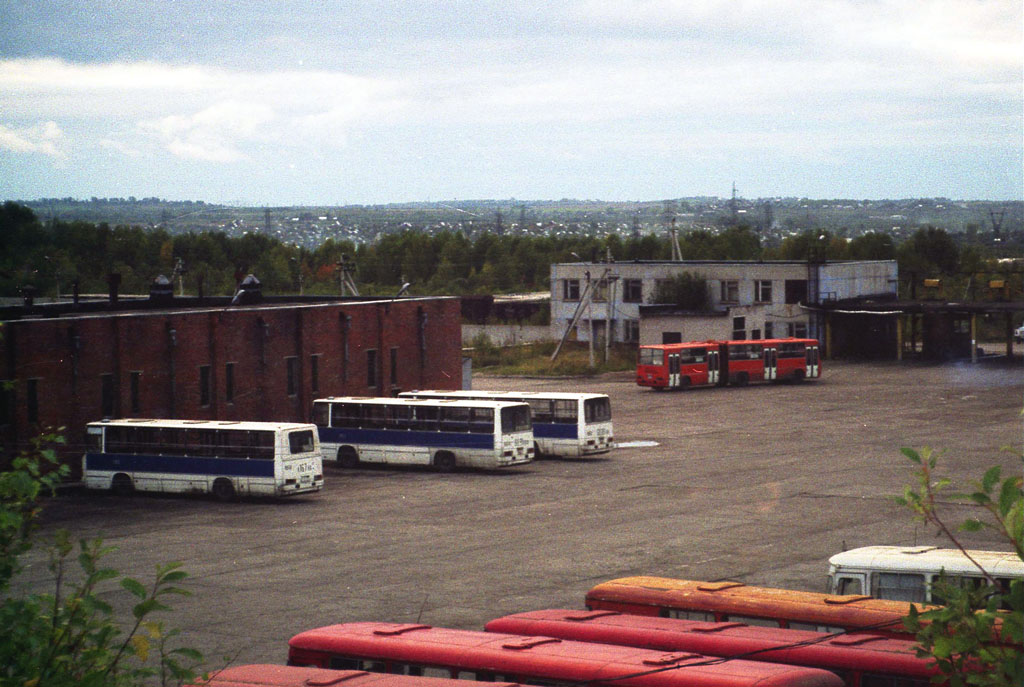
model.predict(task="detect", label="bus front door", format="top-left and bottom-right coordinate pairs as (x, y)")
top-left (806, 345), bottom-right (820, 378)
top-left (707, 350), bottom-right (720, 385)
top-left (763, 347), bottom-right (777, 381)
top-left (668, 354), bottom-right (680, 388)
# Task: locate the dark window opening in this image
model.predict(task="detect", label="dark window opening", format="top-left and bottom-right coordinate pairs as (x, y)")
top-left (310, 355), bottom-right (320, 394)
top-left (286, 357), bottom-right (298, 396)
top-left (225, 362), bottom-right (235, 403)
top-left (662, 332), bottom-right (682, 344)
top-left (785, 280), bottom-right (808, 305)
top-left (26, 378), bottom-right (39, 424)
top-left (390, 348), bottom-right (398, 388)
top-left (366, 349), bottom-right (378, 389)
top-left (101, 373), bottom-right (114, 418)
top-left (199, 365), bottom-right (211, 407)
top-left (129, 371), bottom-right (141, 414)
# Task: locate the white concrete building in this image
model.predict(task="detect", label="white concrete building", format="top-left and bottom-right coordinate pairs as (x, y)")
top-left (549, 260), bottom-right (898, 346)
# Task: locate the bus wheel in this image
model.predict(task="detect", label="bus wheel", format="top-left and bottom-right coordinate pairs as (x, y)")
top-left (792, 369), bottom-right (805, 382)
top-left (111, 473), bottom-right (134, 497)
top-left (338, 447), bottom-right (360, 468)
top-left (434, 452), bottom-right (456, 472)
top-left (735, 372), bottom-right (749, 386)
top-left (679, 377), bottom-right (691, 389)
top-left (212, 478), bottom-right (235, 502)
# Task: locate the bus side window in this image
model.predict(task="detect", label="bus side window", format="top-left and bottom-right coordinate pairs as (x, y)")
top-left (469, 408), bottom-right (493, 434)
top-left (413, 406), bottom-right (439, 431)
top-left (553, 400), bottom-right (577, 423)
top-left (421, 667), bottom-right (454, 679)
top-left (528, 400), bottom-right (553, 423)
top-left (874, 572), bottom-right (926, 602)
top-left (251, 430), bottom-right (275, 460)
top-left (312, 402), bottom-right (330, 427)
top-left (836, 576), bottom-right (863, 595)
top-left (329, 657), bottom-right (362, 670)
top-left (475, 672), bottom-right (495, 682)
top-left (440, 407), bottom-right (470, 432)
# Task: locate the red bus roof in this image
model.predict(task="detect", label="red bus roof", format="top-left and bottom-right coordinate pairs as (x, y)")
top-left (287, 622), bottom-right (843, 687)
top-left (484, 609), bottom-right (939, 677)
top-left (585, 577), bottom-right (928, 638)
top-left (195, 665), bottom-right (522, 687)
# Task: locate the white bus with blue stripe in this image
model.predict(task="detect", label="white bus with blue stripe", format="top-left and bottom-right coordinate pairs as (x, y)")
top-left (311, 396), bottom-right (534, 471)
top-left (83, 418), bottom-right (324, 500)
top-left (399, 390), bottom-right (614, 458)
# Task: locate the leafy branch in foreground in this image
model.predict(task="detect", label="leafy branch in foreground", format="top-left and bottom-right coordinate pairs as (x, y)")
top-left (0, 433), bottom-right (206, 686)
top-left (896, 446), bottom-right (1023, 687)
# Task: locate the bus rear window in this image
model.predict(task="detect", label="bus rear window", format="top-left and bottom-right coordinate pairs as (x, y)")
top-left (584, 397), bottom-right (611, 423)
top-left (501, 405), bottom-right (531, 433)
top-left (638, 348), bottom-right (663, 366)
top-left (288, 430), bottom-right (315, 454)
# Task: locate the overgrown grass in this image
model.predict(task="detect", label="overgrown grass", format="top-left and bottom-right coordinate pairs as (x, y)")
top-left (466, 336), bottom-right (635, 376)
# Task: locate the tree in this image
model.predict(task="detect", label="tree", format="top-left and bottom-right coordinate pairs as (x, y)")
top-left (0, 432), bottom-right (205, 686)
top-left (651, 272), bottom-right (710, 310)
top-left (896, 447), bottom-right (1023, 685)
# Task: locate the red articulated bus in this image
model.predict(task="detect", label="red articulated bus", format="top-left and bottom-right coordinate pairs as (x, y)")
top-left (585, 577), bottom-right (929, 639)
top-left (485, 609), bottom-right (943, 687)
top-left (193, 664), bottom-right (524, 687)
top-left (636, 339), bottom-right (821, 390)
top-left (287, 622), bottom-right (843, 687)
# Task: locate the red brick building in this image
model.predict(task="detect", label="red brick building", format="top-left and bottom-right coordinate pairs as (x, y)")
top-left (1, 294), bottom-right (463, 471)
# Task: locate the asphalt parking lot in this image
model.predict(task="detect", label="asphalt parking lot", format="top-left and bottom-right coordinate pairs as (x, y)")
top-left (20, 356), bottom-right (1024, 668)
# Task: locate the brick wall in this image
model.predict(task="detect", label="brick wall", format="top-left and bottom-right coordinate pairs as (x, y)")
top-left (0, 297), bottom-right (462, 472)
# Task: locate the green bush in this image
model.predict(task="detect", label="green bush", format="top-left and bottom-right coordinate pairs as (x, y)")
top-left (0, 433), bottom-right (205, 686)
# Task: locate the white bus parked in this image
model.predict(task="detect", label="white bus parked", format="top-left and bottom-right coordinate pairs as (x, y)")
top-left (83, 419), bottom-right (324, 500)
top-left (399, 390), bottom-right (614, 458)
top-left (311, 396), bottom-right (534, 471)
top-left (828, 545), bottom-right (1024, 605)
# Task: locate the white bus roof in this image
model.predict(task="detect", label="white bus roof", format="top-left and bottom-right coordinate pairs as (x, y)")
top-left (829, 546), bottom-right (1024, 577)
top-left (403, 390), bottom-right (609, 400)
top-left (315, 396), bottom-right (529, 409)
top-left (87, 418), bottom-right (316, 432)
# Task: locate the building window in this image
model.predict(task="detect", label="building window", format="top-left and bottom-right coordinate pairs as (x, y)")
top-left (732, 316), bottom-right (746, 340)
top-left (101, 373), bottom-right (114, 418)
top-left (662, 332), bottom-right (682, 344)
top-left (720, 280), bottom-right (739, 303)
top-left (310, 354), bottom-right (320, 394)
top-left (0, 383), bottom-right (12, 426)
top-left (591, 279), bottom-right (608, 302)
top-left (390, 347), bottom-right (399, 388)
top-left (26, 378), bottom-right (39, 424)
top-left (785, 280), bottom-right (808, 305)
top-left (624, 319), bottom-right (640, 342)
top-left (199, 365), bottom-right (211, 407)
top-left (764, 322), bottom-right (775, 339)
top-left (286, 357), bottom-right (298, 397)
top-left (366, 349), bottom-right (378, 389)
top-left (755, 280), bottom-right (773, 303)
top-left (225, 362), bottom-right (235, 404)
top-left (623, 279), bottom-right (643, 303)
top-left (750, 328), bottom-right (762, 340)
top-left (562, 279), bottom-right (580, 301)
top-left (129, 371), bottom-right (141, 414)
top-left (788, 322), bottom-right (808, 338)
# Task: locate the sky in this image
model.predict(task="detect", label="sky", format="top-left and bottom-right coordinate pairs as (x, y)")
top-left (1, 1), bottom-right (1021, 205)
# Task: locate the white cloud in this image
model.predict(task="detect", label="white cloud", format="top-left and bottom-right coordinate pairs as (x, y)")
top-left (0, 120), bottom-right (66, 158)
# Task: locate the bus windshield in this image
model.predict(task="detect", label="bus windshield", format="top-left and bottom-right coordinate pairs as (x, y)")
top-left (501, 405), bottom-right (532, 433)
top-left (584, 397), bottom-right (611, 423)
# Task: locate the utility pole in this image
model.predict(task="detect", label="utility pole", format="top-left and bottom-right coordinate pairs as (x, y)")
top-left (336, 254), bottom-right (359, 296)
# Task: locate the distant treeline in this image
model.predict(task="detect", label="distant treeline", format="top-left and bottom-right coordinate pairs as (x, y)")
top-left (1, 202), bottom-right (1019, 301)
